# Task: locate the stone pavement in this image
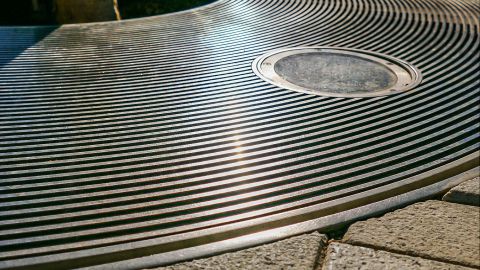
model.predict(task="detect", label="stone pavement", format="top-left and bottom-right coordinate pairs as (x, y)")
top-left (154, 176), bottom-right (480, 269)
top-left (443, 177), bottom-right (480, 206)
top-left (342, 201), bottom-right (480, 267)
top-left (322, 243), bottom-right (472, 270)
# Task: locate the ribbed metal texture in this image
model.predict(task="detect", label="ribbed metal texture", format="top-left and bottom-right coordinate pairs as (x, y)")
top-left (0, 0), bottom-right (479, 269)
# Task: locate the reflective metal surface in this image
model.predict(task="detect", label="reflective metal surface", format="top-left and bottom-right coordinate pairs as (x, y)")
top-left (0, 0), bottom-right (479, 269)
top-left (252, 47), bottom-right (422, 97)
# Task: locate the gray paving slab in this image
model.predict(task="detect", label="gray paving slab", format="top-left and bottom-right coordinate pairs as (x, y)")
top-left (443, 177), bottom-right (480, 206)
top-left (321, 242), bottom-right (473, 270)
top-left (154, 232), bottom-right (327, 270)
top-left (342, 200), bottom-right (480, 268)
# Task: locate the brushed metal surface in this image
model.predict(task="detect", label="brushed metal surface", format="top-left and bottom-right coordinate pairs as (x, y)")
top-left (0, 0), bottom-right (479, 269)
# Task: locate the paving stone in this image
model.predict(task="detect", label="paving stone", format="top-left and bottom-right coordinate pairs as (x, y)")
top-left (155, 232), bottom-right (327, 270)
top-left (322, 242), bottom-right (473, 270)
top-left (443, 177), bottom-right (480, 206)
top-left (342, 200), bottom-right (480, 268)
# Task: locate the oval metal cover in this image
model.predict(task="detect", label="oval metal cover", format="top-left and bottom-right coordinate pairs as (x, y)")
top-left (252, 47), bottom-right (422, 98)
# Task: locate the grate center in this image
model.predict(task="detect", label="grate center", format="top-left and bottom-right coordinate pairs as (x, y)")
top-left (252, 47), bottom-right (422, 98)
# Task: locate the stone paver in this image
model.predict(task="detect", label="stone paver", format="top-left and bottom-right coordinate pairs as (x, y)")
top-left (342, 200), bottom-right (480, 268)
top-left (321, 242), bottom-right (473, 270)
top-left (155, 232), bottom-right (327, 270)
top-left (443, 177), bottom-right (480, 206)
